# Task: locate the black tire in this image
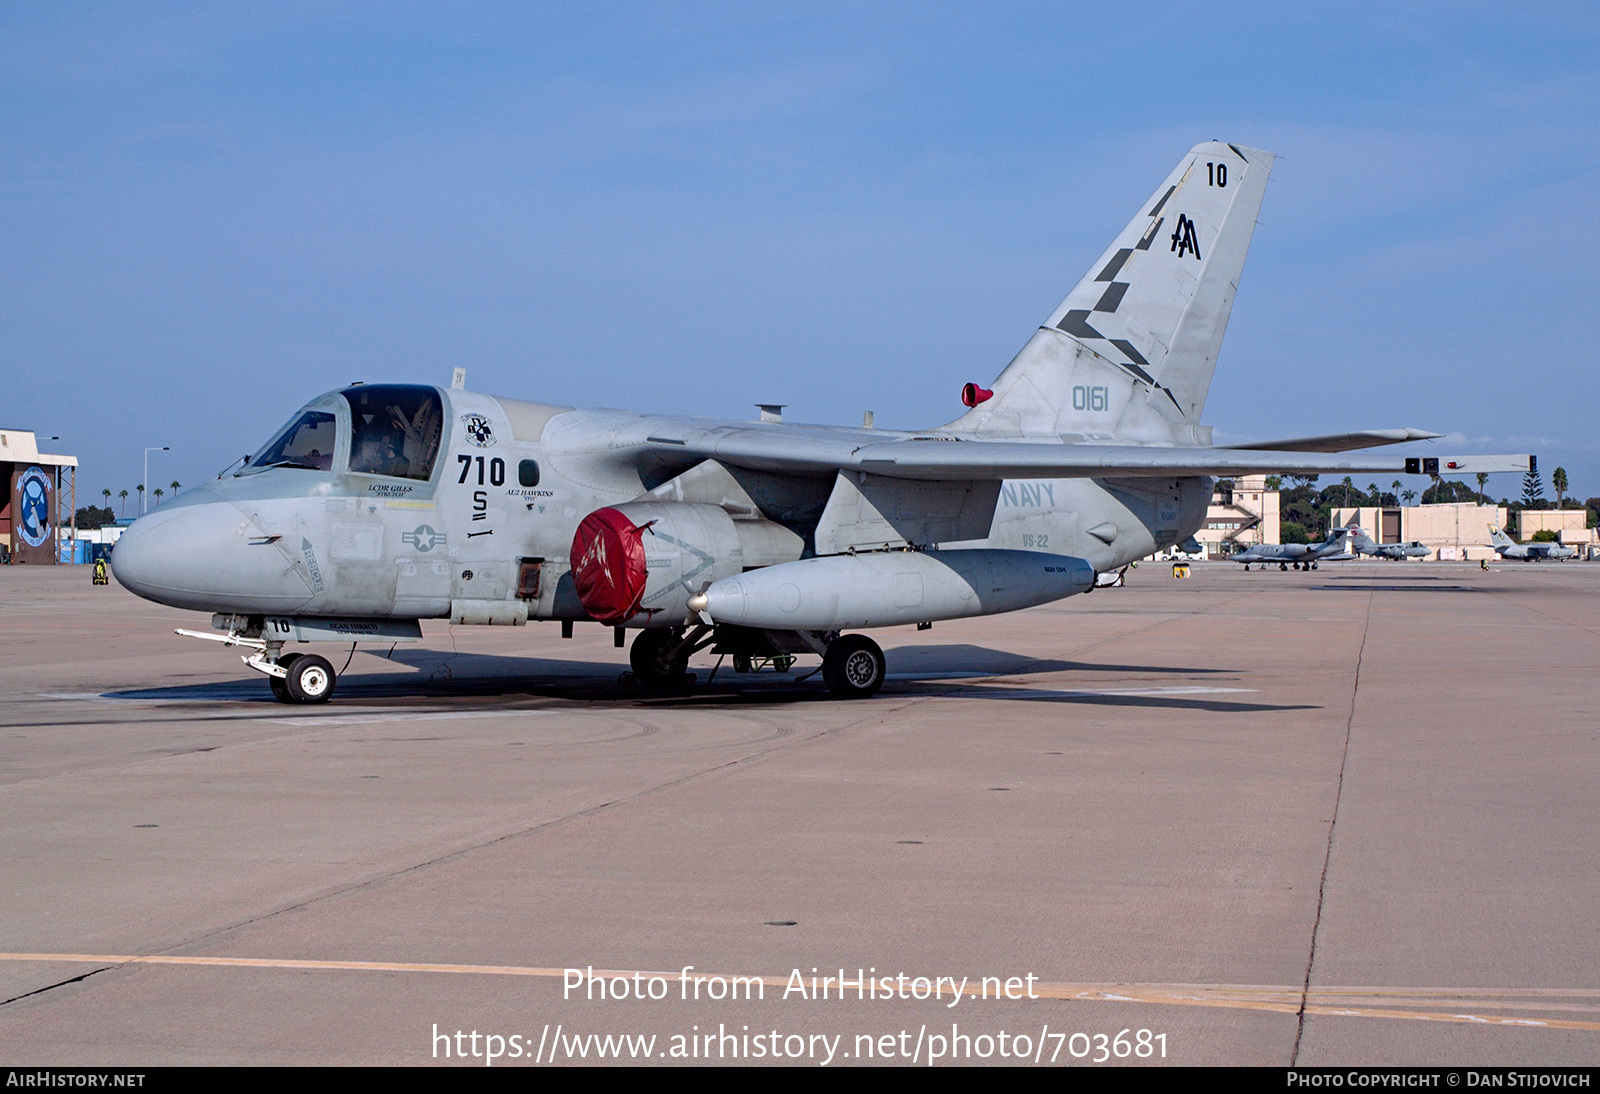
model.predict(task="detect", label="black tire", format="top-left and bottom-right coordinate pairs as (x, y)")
top-left (630, 629), bottom-right (689, 689)
top-left (1311, 562), bottom-right (1318, 570)
top-left (270, 653), bottom-right (301, 703)
top-left (285, 653), bottom-right (336, 704)
top-left (822, 634), bottom-right (886, 699)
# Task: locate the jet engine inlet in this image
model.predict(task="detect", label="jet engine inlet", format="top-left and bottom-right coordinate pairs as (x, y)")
top-left (571, 501), bottom-right (781, 627)
top-left (569, 507), bottom-right (650, 626)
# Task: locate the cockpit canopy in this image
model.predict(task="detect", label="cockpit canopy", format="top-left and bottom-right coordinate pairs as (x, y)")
top-left (250, 409), bottom-right (338, 472)
top-left (244, 384), bottom-right (445, 482)
top-left (343, 384), bottom-right (444, 480)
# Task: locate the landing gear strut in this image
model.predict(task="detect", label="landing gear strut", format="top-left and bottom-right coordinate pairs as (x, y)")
top-left (629, 627), bottom-right (709, 690)
top-left (822, 634), bottom-right (886, 699)
top-left (172, 623), bottom-right (340, 704)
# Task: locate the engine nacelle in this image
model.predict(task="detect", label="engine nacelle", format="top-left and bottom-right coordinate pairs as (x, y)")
top-left (571, 501), bottom-right (801, 627)
top-left (690, 549), bottom-right (1094, 631)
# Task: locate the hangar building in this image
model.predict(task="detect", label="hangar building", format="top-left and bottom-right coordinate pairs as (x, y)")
top-left (0, 429), bottom-right (79, 564)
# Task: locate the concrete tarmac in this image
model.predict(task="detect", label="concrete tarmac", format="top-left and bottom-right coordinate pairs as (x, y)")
top-left (1, 560), bottom-right (1597, 1066)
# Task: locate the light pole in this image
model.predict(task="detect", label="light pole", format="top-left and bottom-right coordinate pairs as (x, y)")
top-left (142, 447), bottom-right (169, 516)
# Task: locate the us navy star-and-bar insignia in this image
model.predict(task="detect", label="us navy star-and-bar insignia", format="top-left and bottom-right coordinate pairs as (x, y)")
top-left (460, 413), bottom-right (497, 447)
top-left (403, 525), bottom-right (445, 552)
top-left (1170, 214), bottom-right (1201, 259)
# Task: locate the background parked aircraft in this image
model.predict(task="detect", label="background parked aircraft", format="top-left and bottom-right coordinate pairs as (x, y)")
top-left (1346, 527), bottom-right (1431, 560)
top-left (1490, 526), bottom-right (1575, 561)
top-left (1230, 528), bottom-right (1355, 571)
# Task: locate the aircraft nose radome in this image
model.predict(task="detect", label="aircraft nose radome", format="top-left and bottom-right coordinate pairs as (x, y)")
top-left (110, 507), bottom-right (192, 603)
top-left (111, 502), bottom-right (314, 614)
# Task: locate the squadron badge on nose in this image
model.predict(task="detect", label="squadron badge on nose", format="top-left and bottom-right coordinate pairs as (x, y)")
top-left (460, 414), bottom-right (496, 447)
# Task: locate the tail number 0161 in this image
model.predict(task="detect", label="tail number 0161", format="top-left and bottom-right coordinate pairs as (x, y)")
top-left (1073, 385), bottom-right (1109, 412)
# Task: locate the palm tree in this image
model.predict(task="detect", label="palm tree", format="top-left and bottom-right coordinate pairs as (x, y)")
top-left (1402, 489), bottom-right (1417, 505)
top-left (170, 480), bottom-right (181, 496)
top-left (1391, 479), bottom-right (1402, 506)
top-left (152, 488), bottom-right (164, 505)
top-left (1341, 476), bottom-right (1355, 509)
top-left (1476, 473), bottom-right (1489, 505)
top-left (117, 489), bottom-right (129, 517)
top-left (136, 484), bottom-right (145, 514)
top-left (1553, 467), bottom-right (1569, 509)
top-left (101, 488), bottom-right (112, 511)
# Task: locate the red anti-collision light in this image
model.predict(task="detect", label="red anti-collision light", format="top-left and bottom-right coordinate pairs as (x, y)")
top-left (961, 383), bottom-right (994, 408)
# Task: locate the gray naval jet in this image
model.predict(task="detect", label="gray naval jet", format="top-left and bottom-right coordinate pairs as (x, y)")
top-left (1230, 527), bottom-right (1356, 571)
top-left (111, 142), bottom-right (1531, 702)
top-left (1346, 526), bottom-right (1431, 560)
top-left (1490, 526), bottom-right (1576, 561)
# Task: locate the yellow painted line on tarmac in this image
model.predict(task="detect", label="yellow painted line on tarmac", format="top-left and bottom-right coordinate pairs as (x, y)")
top-left (4, 954), bottom-right (1599, 1032)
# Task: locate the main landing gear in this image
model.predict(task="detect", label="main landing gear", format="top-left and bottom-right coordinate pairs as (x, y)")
top-left (821, 634), bottom-right (886, 699)
top-left (629, 628), bottom-right (697, 690)
top-left (627, 626), bottom-right (887, 699)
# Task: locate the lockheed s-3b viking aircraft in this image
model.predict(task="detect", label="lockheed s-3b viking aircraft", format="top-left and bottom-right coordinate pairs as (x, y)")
top-left (1489, 526), bottom-right (1576, 561)
top-left (111, 142), bottom-right (1530, 702)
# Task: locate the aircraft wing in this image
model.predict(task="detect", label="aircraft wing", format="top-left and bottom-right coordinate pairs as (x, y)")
top-left (652, 430), bottom-right (1533, 482)
top-left (1227, 428), bottom-right (1441, 453)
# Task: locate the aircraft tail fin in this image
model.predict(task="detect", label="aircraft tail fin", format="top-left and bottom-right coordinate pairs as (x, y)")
top-left (950, 142), bottom-right (1274, 440)
top-left (1341, 520), bottom-right (1374, 547)
top-left (1489, 526), bottom-right (1514, 548)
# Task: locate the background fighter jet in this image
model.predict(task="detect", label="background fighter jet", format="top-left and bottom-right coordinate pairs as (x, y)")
top-left (110, 142), bottom-right (1531, 703)
top-left (1490, 526), bottom-right (1575, 561)
top-left (1229, 528), bottom-right (1355, 571)
top-left (1346, 527), bottom-right (1431, 560)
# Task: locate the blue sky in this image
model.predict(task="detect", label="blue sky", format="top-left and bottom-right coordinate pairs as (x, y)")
top-left (4, 3), bottom-right (1598, 510)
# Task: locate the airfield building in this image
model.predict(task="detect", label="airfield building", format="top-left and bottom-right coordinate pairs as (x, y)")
top-left (1509, 508), bottom-right (1596, 552)
top-left (1196, 474), bottom-right (1280, 558)
top-left (0, 429), bottom-right (79, 564)
top-left (1331, 502), bottom-right (1507, 561)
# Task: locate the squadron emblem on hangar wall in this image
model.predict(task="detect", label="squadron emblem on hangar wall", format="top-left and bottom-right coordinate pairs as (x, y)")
top-left (460, 413), bottom-right (497, 447)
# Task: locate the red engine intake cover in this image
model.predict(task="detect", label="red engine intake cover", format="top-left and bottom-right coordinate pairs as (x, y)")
top-left (569, 507), bottom-right (649, 626)
top-left (961, 382), bottom-right (994, 408)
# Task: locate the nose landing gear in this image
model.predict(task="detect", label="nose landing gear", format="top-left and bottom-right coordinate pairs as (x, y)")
top-left (173, 624), bottom-right (340, 704)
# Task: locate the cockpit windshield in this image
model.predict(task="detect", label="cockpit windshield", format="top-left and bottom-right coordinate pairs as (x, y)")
top-left (249, 410), bottom-right (338, 472)
top-left (343, 384), bottom-right (443, 482)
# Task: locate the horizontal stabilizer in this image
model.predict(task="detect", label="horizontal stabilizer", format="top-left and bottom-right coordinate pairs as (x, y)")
top-left (1230, 428), bottom-right (1441, 453)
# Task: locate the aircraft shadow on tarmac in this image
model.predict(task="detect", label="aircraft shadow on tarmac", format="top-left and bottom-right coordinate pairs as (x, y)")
top-left (99, 644), bottom-right (1312, 715)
